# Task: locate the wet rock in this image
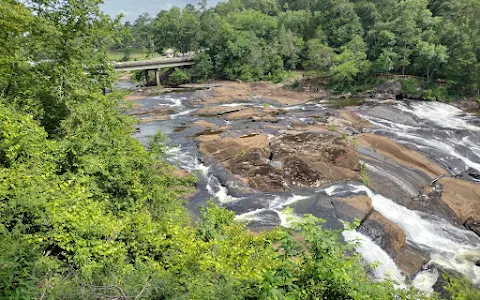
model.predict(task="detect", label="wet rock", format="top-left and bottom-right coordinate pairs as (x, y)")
top-left (225, 107), bottom-right (285, 122)
top-left (396, 245), bottom-right (430, 279)
top-left (289, 195), bottom-right (344, 229)
top-left (450, 100), bottom-right (480, 111)
top-left (196, 106), bottom-right (247, 117)
top-left (359, 210), bottom-right (429, 278)
top-left (225, 198), bottom-right (268, 215)
top-left (331, 196), bottom-right (373, 222)
top-left (191, 120), bottom-right (216, 128)
top-left (359, 211), bottom-right (406, 258)
top-left (196, 134), bottom-right (270, 162)
top-left (458, 167), bottom-right (480, 182)
top-left (439, 178), bottom-right (480, 235)
top-left (465, 217), bottom-right (480, 237)
top-left (243, 210), bottom-right (282, 228)
top-left (358, 134), bottom-right (445, 179)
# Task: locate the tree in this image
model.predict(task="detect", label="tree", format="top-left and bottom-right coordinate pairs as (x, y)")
top-left (303, 39), bottom-right (334, 74)
top-left (415, 41), bottom-right (449, 83)
top-left (132, 13), bottom-right (156, 56)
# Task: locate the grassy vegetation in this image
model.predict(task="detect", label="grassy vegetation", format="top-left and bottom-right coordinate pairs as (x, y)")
top-left (107, 48), bottom-right (161, 62)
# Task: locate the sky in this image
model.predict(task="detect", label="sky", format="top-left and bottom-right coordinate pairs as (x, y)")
top-left (101, 0), bottom-right (224, 23)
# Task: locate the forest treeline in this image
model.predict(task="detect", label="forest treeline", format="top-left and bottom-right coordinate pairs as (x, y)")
top-left (0, 0), bottom-right (479, 299)
top-left (116, 0), bottom-right (480, 97)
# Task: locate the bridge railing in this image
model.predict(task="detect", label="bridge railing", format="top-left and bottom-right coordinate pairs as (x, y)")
top-left (113, 55), bottom-right (196, 69)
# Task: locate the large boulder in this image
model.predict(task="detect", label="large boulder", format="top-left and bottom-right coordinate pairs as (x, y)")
top-left (197, 132), bottom-right (361, 192)
top-left (396, 245), bottom-right (430, 279)
top-left (359, 210), bottom-right (429, 278)
top-left (359, 211), bottom-right (406, 258)
top-left (227, 148), bottom-right (288, 192)
top-left (270, 133), bottom-right (360, 184)
top-left (196, 134), bottom-right (270, 163)
top-left (439, 178), bottom-right (480, 235)
top-left (331, 196), bottom-right (373, 222)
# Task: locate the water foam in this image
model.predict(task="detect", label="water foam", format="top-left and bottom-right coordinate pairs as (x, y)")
top-left (342, 230), bottom-right (405, 283)
top-left (326, 184), bottom-right (480, 286)
top-left (398, 102), bottom-right (480, 132)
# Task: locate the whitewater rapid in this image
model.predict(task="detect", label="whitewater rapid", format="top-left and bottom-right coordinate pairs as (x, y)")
top-left (133, 90), bottom-right (480, 293)
top-left (361, 101), bottom-right (480, 180)
top-left (326, 183), bottom-right (480, 289)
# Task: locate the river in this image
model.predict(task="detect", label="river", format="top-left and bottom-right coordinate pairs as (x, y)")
top-left (127, 83), bottom-right (480, 294)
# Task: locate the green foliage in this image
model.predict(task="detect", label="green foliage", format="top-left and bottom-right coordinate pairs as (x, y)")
top-left (359, 162), bottom-right (371, 186)
top-left (445, 276), bottom-right (480, 300)
top-left (401, 78), bottom-right (422, 95)
top-left (190, 52), bottom-right (214, 82)
top-left (169, 68), bottom-right (192, 86)
top-left (422, 86), bottom-right (450, 102)
top-left (102, 0), bottom-right (480, 95)
top-left (328, 125), bottom-right (338, 132)
top-left (2, 0), bottom-right (479, 299)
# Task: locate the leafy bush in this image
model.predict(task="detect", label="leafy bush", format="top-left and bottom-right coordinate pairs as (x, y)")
top-left (422, 86), bottom-right (450, 102)
top-left (445, 276), bottom-right (480, 300)
top-left (169, 68), bottom-right (192, 86)
top-left (401, 78), bottom-right (422, 95)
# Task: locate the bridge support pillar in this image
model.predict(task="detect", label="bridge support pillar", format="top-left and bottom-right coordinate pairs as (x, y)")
top-left (156, 68), bottom-right (161, 86)
top-left (144, 70), bottom-right (149, 86)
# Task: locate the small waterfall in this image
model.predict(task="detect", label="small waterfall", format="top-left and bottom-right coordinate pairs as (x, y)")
top-left (412, 269), bottom-right (439, 295)
top-left (326, 184), bottom-right (480, 287)
top-left (398, 102), bottom-right (480, 132)
top-left (342, 229), bottom-right (405, 283)
top-left (234, 194), bottom-right (309, 228)
top-left (360, 101), bottom-right (480, 177)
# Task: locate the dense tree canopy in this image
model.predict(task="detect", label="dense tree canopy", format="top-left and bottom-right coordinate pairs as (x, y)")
top-left (119, 0), bottom-right (480, 96)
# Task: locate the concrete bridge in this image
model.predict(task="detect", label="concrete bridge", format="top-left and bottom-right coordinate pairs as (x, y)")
top-left (113, 56), bottom-right (196, 86)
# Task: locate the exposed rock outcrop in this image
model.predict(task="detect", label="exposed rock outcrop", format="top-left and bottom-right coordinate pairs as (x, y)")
top-left (359, 80), bottom-right (402, 100)
top-left (359, 211), bottom-right (429, 278)
top-left (191, 120), bottom-right (217, 128)
top-left (224, 107), bottom-right (285, 122)
top-left (439, 178), bottom-right (480, 236)
top-left (358, 134), bottom-right (445, 179)
top-left (196, 106), bottom-right (247, 117)
top-left (359, 211), bottom-right (407, 258)
top-left (197, 132), bottom-right (360, 192)
top-left (196, 134), bottom-right (269, 163)
top-left (331, 196), bottom-right (373, 222)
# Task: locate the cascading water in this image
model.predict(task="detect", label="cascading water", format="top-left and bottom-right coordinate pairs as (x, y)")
top-left (360, 101), bottom-right (480, 180)
top-left (325, 183), bottom-right (480, 288)
top-left (131, 88), bottom-right (480, 293)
